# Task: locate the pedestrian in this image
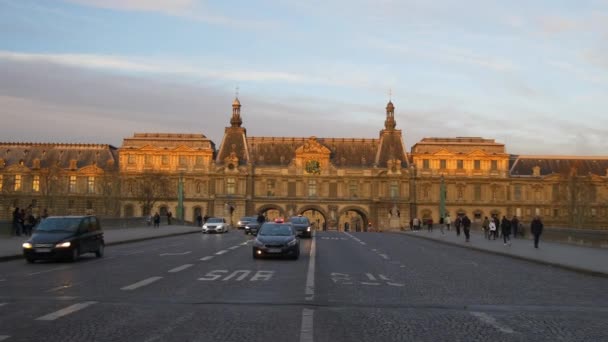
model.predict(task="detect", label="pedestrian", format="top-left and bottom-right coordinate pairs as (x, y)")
top-left (454, 215), bottom-right (461, 236)
top-left (489, 219), bottom-right (497, 240)
top-left (482, 216), bottom-right (490, 239)
top-left (501, 216), bottom-right (511, 246)
top-left (24, 212), bottom-right (35, 236)
top-left (493, 216), bottom-right (501, 238)
top-left (531, 216), bottom-right (544, 248)
top-left (344, 222), bottom-right (350, 232)
top-left (413, 217), bottom-right (420, 231)
top-left (204, 214), bottom-right (210, 224)
top-left (146, 214), bottom-right (152, 226)
top-left (439, 217), bottom-right (444, 234)
top-left (511, 216), bottom-right (519, 239)
top-left (427, 218), bottom-right (433, 232)
top-left (196, 213), bottom-right (203, 227)
top-left (153, 212), bottom-right (160, 228)
top-left (12, 207), bottom-right (22, 236)
top-left (444, 214), bottom-right (451, 231)
top-left (167, 211), bottom-right (172, 225)
top-left (409, 218), bottom-right (413, 231)
top-left (462, 214), bottom-right (471, 242)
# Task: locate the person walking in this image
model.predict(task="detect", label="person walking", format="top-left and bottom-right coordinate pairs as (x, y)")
top-left (413, 217), bottom-right (420, 231)
top-left (531, 216), bottom-right (544, 248)
top-left (12, 207), bottom-right (22, 236)
top-left (511, 215), bottom-right (520, 239)
top-left (482, 216), bottom-right (490, 240)
top-left (153, 212), bottom-right (161, 228)
top-left (167, 211), bottom-right (173, 225)
top-left (454, 216), bottom-right (461, 236)
top-left (462, 214), bottom-right (472, 242)
top-left (489, 219), bottom-right (497, 240)
top-left (501, 216), bottom-right (512, 246)
top-left (444, 214), bottom-right (451, 231)
top-left (196, 213), bottom-right (203, 227)
top-left (439, 217), bottom-right (445, 235)
top-left (427, 218), bottom-right (433, 232)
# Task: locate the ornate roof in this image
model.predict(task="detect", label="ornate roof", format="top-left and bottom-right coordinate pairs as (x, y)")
top-left (0, 142), bottom-right (118, 170)
top-left (510, 156), bottom-right (608, 176)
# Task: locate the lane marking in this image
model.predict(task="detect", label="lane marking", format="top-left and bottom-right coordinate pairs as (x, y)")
top-left (121, 276), bottom-right (163, 291)
top-left (159, 251), bottom-right (192, 256)
top-left (228, 246), bottom-right (241, 250)
top-left (360, 242), bottom-right (366, 245)
top-left (240, 241), bottom-right (250, 245)
top-left (28, 266), bottom-right (70, 276)
top-left (200, 256), bottom-right (214, 261)
top-left (365, 273), bottom-right (377, 281)
top-left (379, 254), bottom-right (389, 260)
top-left (0, 336), bottom-right (9, 341)
top-left (387, 282), bottom-right (405, 287)
top-left (35, 301), bottom-right (97, 321)
top-left (0, 303), bottom-right (6, 307)
top-left (215, 250), bottom-right (228, 255)
top-left (299, 308), bottom-right (314, 342)
top-left (471, 312), bottom-right (515, 334)
top-left (360, 282), bottom-right (381, 286)
top-left (168, 264), bottom-right (194, 273)
top-left (304, 233), bottom-right (316, 301)
top-left (378, 274), bottom-right (390, 281)
top-left (47, 282), bottom-right (80, 293)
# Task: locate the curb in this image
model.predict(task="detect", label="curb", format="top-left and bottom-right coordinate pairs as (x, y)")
top-left (396, 231), bottom-right (608, 279)
top-left (0, 229), bottom-right (200, 262)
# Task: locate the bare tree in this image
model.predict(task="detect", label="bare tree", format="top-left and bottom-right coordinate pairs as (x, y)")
top-left (130, 171), bottom-right (171, 216)
top-left (98, 168), bottom-right (121, 217)
top-left (39, 166), bottom-right (65, 215)
top-left (556, 164), bottom-right (595, 228)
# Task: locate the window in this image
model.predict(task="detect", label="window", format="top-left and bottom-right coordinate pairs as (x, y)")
top-left (474, 184), bottom-right (482, 201)
top-left (14, 174), bottom-right (22, 191)
top-left (439, 159), bottom-right (446, 169)
top-left (491, 160), bottom-right (497, 170)
top-left (423, 185), bottom-right (430, 199)
top-left (87, 176), bottom-right (95, 194)
top-left (266, 179), bottom-right (275, 196)
top-left (86, 200), bottom-right (93, 210)
top-left (329, 183), bottom-right (337, 197)
top-left (196, 182), bottom-right (201, 194)
top-left (68, 199), bottom-right (75, 209)
top-left (179, 156), bottom-right (187, 166)
top-left (457, 160), bottom-right (464, 169)
top-left (591, 208), bottom-right (597, 217)
top-left (128, 154), bottom-right (136, 164)
top-left (457, 186), bottom-right (464, 200)
top-left (389, 181), bottom-right (399, 198)
top-left (69, 175), bottom-right (77, 193)
top-left (514, 185), bottom-right (522, 201)
top-left (552, 184), bottom-right (560, 201)
top-left (196, 156), bottom-right (204, 165)
top-left (308, 180), bottom-right (317, 197)
top-left (162, 155), bottom-right (169, 165)
top-left (422, 159), bottom-right (430, 169)
top-left (226, 178), bottom-right (235, 195)
top-left (288, 182), bottom-right (296, 197)
top-left (474, 160), bottom-right (481, 170)
top-left (32, 175), bottom-right (40, 192)
top-left (349, 181), bottom-right (358, 197)
top-left (553, 209), bottom-right (559, 217)
top-left (491, 187), bottom-right (497, 201)
top-left (145, 155), bottom-right (152, 165)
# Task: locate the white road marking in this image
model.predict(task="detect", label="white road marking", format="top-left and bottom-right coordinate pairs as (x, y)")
top-left (200, 256), bottom-right (214, 261)
top-left (0, 335), bottom-right (9, 341)
top-left (47, 282), bottom-right (80, 292)
top-left (299, 308), bottom-right (314, 342)
top-left (471, 312), bottom-right (515, 334)
top-left (379, 254), bottom-right (389, 260)
top-left (28, 266), bottom-right (70, 276)
top-left (168, 264), bottom-right (194, 273)
top-left (0, 279), bottom-right (5, 282)
top-left (379, 274), bottom-right (390, 281)
top-left (121, 276), bottom-right (163, 290)
top-left (371, 249), bottom-right (378, 252)
top-left (159, 251), bottom-right (191, 256)
top-left (0, 303), bottom-right (6, 307)
top-left (199, 270), bottom-right (228, 281)
top-left (55, 296), bottom-right (77, 300)
top-left (35, 301), bottom-right (97, 321)
top-left (360, 282), bottom-right (381, 286)
top-left (387, 282), bottom-right (405, 287)
top-left (250, 270), bottom-right (275, 281)
top-left (240, 241), bottom-right (250, 245)
top-left (215, 250), bottom-right (228, 255)
top-left (360, 242), bottom-right (366, 245)
top-left (365, 273), bottom-right (377, 281)
top-left (304, 233), bottom-right (317, 301)
top-left (228, 246), bottom-right (241, 250)
top-left (222, 270), bottom-right (251, 281)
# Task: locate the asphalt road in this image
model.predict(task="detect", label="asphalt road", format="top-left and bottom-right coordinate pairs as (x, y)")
top-left (0, 230), bottom-right (606, 342)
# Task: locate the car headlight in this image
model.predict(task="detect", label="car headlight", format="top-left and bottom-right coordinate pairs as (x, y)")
top-left (287, 239), bottom-right (297, 246)
top-left (22, 242), bottom-right (33, 249)
top-left (307, 226), bottom-right (311, 232)
top-left (253, 239), bottom-right (264, 247)
top-left (238, 221), bottom-right (242, 225)
top-left (55, 242), bottom-right (71, 248)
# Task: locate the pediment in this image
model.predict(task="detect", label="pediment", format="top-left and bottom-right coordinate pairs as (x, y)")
top-left (171, 145), bottom-right (197, 152)
top-left (137, 144), bottom-right (161, 152)
top-left (78, 164), bottom-right (104, 174)
top-left (295, 137), bottom-right (331, 156)
top-left (467, 149), bottom-right (490, 157)
top-left (432, 148), bottom-right (455, 157)
top-left (4, 164), bottom-right (30, 172)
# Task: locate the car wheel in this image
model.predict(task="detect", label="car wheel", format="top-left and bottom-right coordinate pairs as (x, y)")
top-left (292, 249), bottom-right (300, 260)
top-left (26, 257), bottom-right (35, 263)
top-left (70, 248), bottom-right (79, 262)
top-left (252, 250), bottom-right (258, 259)
top-left (95, 243), bottom-right (104, 258)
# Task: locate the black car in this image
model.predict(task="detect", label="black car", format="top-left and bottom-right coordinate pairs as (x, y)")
top-left (244, 221), bottom-right (261, 235)
top-left (237, 216), bottom-right (256, 230)
top-left (252, 222), bottom-right (300, 259)
top-left (22, 216), bottom-right (104, 263)
top-left (288, 216), bottom-right (312, 238)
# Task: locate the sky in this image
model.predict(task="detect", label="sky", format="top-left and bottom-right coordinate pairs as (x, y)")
top-left (0, 0), bottom-right (607, 155)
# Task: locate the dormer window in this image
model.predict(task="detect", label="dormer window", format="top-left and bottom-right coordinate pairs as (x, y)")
top-left (70, 159), bottom-right (77, 170)
top-left (533, 166), bottom-right (541, 176)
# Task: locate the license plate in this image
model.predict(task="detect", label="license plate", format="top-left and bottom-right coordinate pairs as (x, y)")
top-left (35, 248), bottom-right (52, 253)
top-left (267, 248), bottom-right (282, 253)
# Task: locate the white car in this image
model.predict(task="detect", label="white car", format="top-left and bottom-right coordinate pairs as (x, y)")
top-left (202, 217), bottom-right (230, 234)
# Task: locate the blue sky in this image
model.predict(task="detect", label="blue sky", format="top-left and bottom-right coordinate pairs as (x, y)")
top-left (1, 0), bottom-right (607, 155)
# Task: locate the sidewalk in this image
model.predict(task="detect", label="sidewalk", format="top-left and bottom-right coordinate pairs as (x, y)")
top-left (400, 228), bottom-right (608, 277)
top-left (0, 224), bottom-right (201, 261)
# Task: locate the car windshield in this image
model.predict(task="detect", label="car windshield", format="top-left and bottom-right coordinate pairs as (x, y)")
top-left (207, 218), bottom-right (223, 223)
top-left (35, 217), bottom-right (81, 232)
top-left (258, 224), bottom-right (294, 236)
top-left (240, 217), bottom-right (254, 222)
top-left (289, 217), bottom-right (309, 224)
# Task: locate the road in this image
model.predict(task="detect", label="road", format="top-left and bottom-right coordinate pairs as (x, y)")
top-left (0, 230), bottom-right (607, 341)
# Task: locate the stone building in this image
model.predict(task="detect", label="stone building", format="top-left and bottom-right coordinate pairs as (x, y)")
top-left (1, 98), bottom-right (607, 230)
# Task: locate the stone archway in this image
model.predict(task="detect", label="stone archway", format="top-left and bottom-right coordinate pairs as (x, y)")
top-left (193, 206), bottom-right (202, 223)
top-left (337, 206), bottom-right (369, 232)
top-left (255, 204), bottom-right (285, 222)
top-left (124, 204), bottom-right (134, 217)
top-left (298, 205), bottom-right (328, 231)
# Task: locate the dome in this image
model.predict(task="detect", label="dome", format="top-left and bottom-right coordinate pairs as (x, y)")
top-left (386, 100), bottom-right (394, 110)
top-left (232, 97), bottom-right (241, 106)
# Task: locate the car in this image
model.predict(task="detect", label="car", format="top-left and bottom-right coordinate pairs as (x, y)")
top-left (244, 221), bottom-right (261, 235)
top-left (252, 222), bottom-right (300, 259)
top-left (237, 216), bottom-right (257, 230)
top-left (288, 215), bottom-right (313, 238)
top-left (202, 217), bottom-right (230, 233)
top-left (22, 216), bottom-right (104, 263)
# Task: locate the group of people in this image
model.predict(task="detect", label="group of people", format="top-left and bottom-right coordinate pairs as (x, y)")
top-left (146, 210), bottom-right (174, 228)
top-left (12, 206), bottom-right (48, 236)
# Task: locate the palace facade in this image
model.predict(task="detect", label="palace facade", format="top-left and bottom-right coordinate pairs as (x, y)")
top-left (1, 98), bottom-right (607, 230)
